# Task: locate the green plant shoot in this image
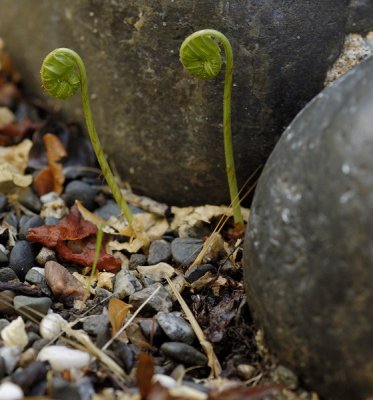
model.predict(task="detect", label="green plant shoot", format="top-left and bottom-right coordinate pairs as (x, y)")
top-left (40, 48), bottom-right (134, 225)
top-left (179, 29), bottom-right (244, 227)
top-left (82, 223), bottom-right (103, 306)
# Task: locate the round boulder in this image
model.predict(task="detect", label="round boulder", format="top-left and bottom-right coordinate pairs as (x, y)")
top-left (0, 0), bottom-right (350, 204)
top-left (243, 56), bottom-right (373, 400)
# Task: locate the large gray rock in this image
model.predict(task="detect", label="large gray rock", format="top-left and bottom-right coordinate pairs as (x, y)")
top-left (0, 0), bottom-right (350, 205)
top-left (243, 57), bottom-right (373, 400)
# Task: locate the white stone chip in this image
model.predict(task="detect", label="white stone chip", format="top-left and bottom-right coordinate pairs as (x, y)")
top-left (0, 382), bottom-right (24, 400)
top-left (37, 346), bottom-right (92, 371)
top-left (1, 316), bottom-right (28, 349)
top-left (40, 312), bottom-right (66, 340)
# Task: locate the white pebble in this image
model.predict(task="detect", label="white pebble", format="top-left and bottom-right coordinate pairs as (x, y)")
top-left (1, 317), bottom-right (28, 349)
top-left (40, 312), bottom-right (66, 340)
top-left (0, 382), bottom-right (23, 400)
top-left (37, 346), bottom-right (92, 371)
top-left (0, 347), bottom-right (21, 374)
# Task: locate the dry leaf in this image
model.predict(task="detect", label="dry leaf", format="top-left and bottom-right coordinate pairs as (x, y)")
top-left (27, 205), bottom-right (121, 272)
top-left (108, 298), bottom-right (131, 337)
top-left (0, 139), bottom-right (33, 192)
top-left (136, 352), bottom-right (155, 399)
top-left (34, 133), bottom-right (67, 195)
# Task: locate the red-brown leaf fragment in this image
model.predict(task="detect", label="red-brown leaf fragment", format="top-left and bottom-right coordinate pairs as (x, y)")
top-left (27, 205), bottom-right (121, 272)
top-left (136, 352), bottom-right (154, 399)
top-left (27, 205), bottom-right (97, 247)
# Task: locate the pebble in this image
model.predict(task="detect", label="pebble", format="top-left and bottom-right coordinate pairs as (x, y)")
top-left (184, 264), bottom-right (217, 283)
top-left (17, 188), bottom-right (42, 213)
top-left (18, 215), bottom-right (43, 239)
top-left (160, 342), bottom-right (207, 366)
top-left (4, 211), bottom-right (17, 229)
top-left (171, 238), bottom-right (203, 265)
top-left (37, 346), bottom-right (92, 371)
top-left (113, 269), bottom-right (142, 299)
top-left (0, 346), bottom-right (21, 374)
top-left (0, 247), bottom-right (8, 265)
top-left (94, 200), bottom-right (121, 219)
top-left (45, 260), bottom-right (85, 305)
top-left (0, 319), bottom-right (9, 333)
top-left (128, 253), bottom-right (147, 270)
top-left (0, 357), bottom-right (5, 379)
top-left (63, 180), bottom-right (96, 210)
top-left (156, 312), bottom-right (196, 345)
top-left (50, 375), bottom-right (83, 400)
top-left (39, 313), bottom-right (66, 340)
top-left (0, 194), bottom-right (7, 211)
top-left (0, 290), bottom-right (16, 314)
top-left (137, 262), bottom-right (175, 282)
top-left (112, 342), bottom-right (136, 374)
top-left (95, 287), bottom-right (112, 303)
top-left (9, 240), bottom-right (35, 280)
top-left (25, 267), bottom-right (51, 296)
top-left (11, 360), bottom-right (48, 394)
top-left (139, 318), bottom-right (165, 343)
top-left (147, 239), bottom-right (171, 264)
top-left (0, 382), bottom-right (23, 400)
top-left (129, 283), bottom-right (173, 315)
top-left (35, 247), bottom-right (56, 265)
top-left (0, 267), bottom-right (19, 282)
top-left (83, 313), bottom-right (109, 336)
top-left (13, 296), bottom-right (52, 321)
top-left (18, 348), bottom-right (37, 368)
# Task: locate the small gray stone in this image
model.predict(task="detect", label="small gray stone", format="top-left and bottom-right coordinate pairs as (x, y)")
top-left (0, 319), bottom-right (10, 333)
top-left (51, 376), bottom-right (82, 400)
top-left (0, 267), bottom-right (19, 282)
top-left (14, 296), bottom-right (52, 321)
top-left (171, 238), bottom-right (203, 265)
top-left (139, 318), bottom-right (164, 343)
top-left (35, 247), bottom-right (56, 266)
top-left (63, 180), bottom-right (96, 210)
top-left (113, 269), bottom-right (142, 299)
top-left (160, 342), bottom-right (207, 366)
top-left (156, 312), bottom-right (196, 344)
top-left (0, 194), bottom-right (7, 211)
top-left (83, 314), bottom-right (109, 336)
top-left (18, 188), bottom-right (42, 213)
top-left (94, 200), bottom-right (121, 220)
top-left (147, 240), bottom-right (171, 265)
top-left (184, 264), bottom-right (217, 283)
top-left (25, 267), bottom-right (51, 296)
top-left (0, 246), bottom-right (8, 265)
top-left (0, 346), bottom-right (20, 374)
top-left (9, 240), bottom-right (35, 280)
top-left (18, 215), bottom-right (44, 239)
top-left (129, 253), bottom-right (147, 270)
top-left (32, 338), bottom-right (50, 352)
top-left (129, 283), bottom-right (173, 316)
top-left (95, 288), bottom-right (112, 303)
top-left (4, 211), bottom-right (18, 229)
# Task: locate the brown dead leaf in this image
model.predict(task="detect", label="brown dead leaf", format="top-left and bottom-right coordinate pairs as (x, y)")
top-left (0, 139), bottom-right (33, 192)
top-left (0, 119), bottom-right (41, 145)
top-left (108, 298), bottom-right (131, 337)
top-left (34, 133), bottom-right (67, 195)
top-left (207, 385), bottom-right (283, 400)
top-left (27, 205), bottom-right (122, 272)
top-left (136, 352), bottom-right (155, 399)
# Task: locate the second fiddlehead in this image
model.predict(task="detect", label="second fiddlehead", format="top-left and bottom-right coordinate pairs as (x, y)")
top-left (180, 29), bottom-right (244, 227)
top-left (41, 48), bottom-right (134, 225)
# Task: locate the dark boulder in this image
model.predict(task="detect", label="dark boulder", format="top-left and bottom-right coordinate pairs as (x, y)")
top-left (243, 57), bottom-right (373, 400)
top-left (0, 0), bottom-right (349, 204)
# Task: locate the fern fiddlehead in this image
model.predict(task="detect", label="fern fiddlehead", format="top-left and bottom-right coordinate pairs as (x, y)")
top-left (180, 30), bottom-right (243, 227)
top-left (41, 48), bottom-right (134, 225)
